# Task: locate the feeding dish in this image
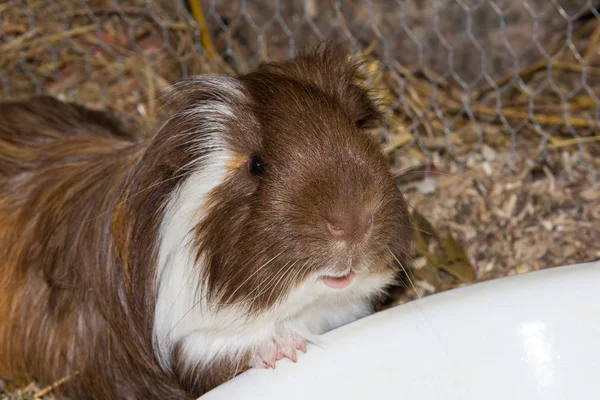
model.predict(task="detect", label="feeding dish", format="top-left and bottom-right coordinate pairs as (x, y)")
top-left (200, 261), bottom-right (600, 399)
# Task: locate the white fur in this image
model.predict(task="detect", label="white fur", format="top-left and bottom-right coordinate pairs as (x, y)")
top-left (153, 153), bottom-right (395, 372)
top-left (153, 155), bottom-right (229, 368)
top-left (152, 76), bottom-right (395, 373)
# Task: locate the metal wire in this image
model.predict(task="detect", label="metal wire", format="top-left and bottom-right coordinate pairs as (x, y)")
top-left (1, 0), bottom-right (599, 173)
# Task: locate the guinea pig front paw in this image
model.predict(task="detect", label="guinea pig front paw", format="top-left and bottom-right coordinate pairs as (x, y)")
top-left (248, 332), bottom-right (307, 369)
top-left (274, 332), bottom-right (307, 363)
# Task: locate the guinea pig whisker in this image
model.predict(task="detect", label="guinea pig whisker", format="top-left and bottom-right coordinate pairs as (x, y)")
top-left (387, 247), bottom-right (421, 300)
top-left (223, 251), bottom-right (284, 305)
top-left (196, 258), bottom-right (300, 323)
top-left (265, 259), bottom-right (305, 307)
top-left (390, 223), bottom-right (433, 236)
top-left (242, 259), bottom-right (298, 308)
top-left (394, 165), bottom-right (494, 187)
top-left (286, 260), bottom-right (312, 294)
top-left (237, 260), bottom-right (293, 304)
top-left (393, 169), bottom-right (487, 186)
top-left (195, 243), bottom-right (271, 302)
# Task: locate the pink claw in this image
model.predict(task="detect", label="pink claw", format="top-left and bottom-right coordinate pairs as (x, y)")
top-left (296, 339), bottom-right (307, 353)
top-left (249, 332), bottom-right (307, 369)
top-left (283, 348), bottom-right (297, 363)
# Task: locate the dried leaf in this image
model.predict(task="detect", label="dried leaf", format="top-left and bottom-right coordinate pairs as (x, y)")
top-left (437, 233), bottom-right (476, 283)
top-left (410, 210), bottom-right (436, 255)
top-left (410, 211), bottom-right (475, 284)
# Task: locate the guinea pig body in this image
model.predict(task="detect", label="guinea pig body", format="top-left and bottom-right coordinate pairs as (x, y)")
top-left (0, 47), bottom-right (412, 399)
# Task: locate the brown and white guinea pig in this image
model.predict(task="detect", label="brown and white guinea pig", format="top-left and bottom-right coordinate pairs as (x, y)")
top-left (0, 46), bottom-right (412, 399)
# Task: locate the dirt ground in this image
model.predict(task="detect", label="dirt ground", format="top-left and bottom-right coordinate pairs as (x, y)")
top-left (1, 0), bottom-right (599, 398)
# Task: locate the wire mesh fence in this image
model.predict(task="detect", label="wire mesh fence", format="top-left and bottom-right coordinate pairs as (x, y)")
top-left (2, 1), bottom-right (600, 165)
top-left (1, 1), bottom-right (599, 294)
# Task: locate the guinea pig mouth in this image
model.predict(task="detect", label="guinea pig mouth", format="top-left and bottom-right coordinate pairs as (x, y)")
top-left (321, 270), bottom-right (355, 289)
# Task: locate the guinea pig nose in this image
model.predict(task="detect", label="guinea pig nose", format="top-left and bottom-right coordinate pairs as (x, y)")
top-left (326, 214), bottom-right (373, 240)
top-left (365, 214), bottom-right (374, 231)
top-left (327, 220), bottom-right (348, 237)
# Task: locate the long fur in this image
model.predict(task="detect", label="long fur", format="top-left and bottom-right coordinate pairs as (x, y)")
top-left (0, 46), bottom-right (412, 399)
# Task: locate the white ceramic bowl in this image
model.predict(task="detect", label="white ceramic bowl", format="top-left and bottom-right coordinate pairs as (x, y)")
top-left (200, 261), bottom-right (600, 399)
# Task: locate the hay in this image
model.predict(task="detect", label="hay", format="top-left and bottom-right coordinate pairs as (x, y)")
top-left (1, 0), bottom-right (599, 397)
top-left (0, 0), bottom-right (232, 125)
top-left (367, 16), bottom-right (600, 303)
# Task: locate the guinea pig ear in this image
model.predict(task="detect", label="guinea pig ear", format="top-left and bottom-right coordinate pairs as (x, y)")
top-left (260, 44), bottom-right (384, 130)
top-left (341, 80), bottom-right (384, 130)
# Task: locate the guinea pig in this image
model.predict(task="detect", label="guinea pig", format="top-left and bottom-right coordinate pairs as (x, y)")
top-left (0, 46), bottom-right (412, 399)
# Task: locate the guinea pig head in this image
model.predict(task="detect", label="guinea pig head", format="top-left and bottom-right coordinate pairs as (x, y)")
top-left (166, 49), bottom-right (412, 316)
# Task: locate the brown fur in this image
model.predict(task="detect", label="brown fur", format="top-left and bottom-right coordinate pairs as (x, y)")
top-left (0, 96), bottom-right (191, 399)
top-left (0, 46), bottom-right (411, 399)
top-left (171, 342), bottom-right (250, 395)
top-left (195, 50), bottom-right (412, 314)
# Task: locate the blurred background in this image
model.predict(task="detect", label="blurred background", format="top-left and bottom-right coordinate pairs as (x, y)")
top-left (1, 0), bottom-right (600, 363)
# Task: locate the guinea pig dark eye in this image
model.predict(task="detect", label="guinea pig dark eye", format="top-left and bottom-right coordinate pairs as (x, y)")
top-left (248, 155), bottom-right (266, 176)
